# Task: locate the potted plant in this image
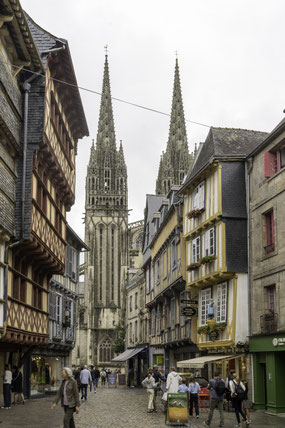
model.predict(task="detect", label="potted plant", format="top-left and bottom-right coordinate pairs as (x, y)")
top-left (200, 255), bottom-right (217, 265)
top-left (186, 262), bottom-right (201, 271)
top-left (186, 208), bottom-right (205, 219)
top-left (197, 322), bottom-right (227, 335)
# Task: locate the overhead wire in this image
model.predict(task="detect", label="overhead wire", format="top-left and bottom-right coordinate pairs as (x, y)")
top-left (1, 58), bottom-right (211, 129)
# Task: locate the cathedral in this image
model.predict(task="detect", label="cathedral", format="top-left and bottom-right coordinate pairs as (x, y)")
top-left (82, 54), bottom-right (128, 367)
top-left (81, 55), bottom-right (193, 367)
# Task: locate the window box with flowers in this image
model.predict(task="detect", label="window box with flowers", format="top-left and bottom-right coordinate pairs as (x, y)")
top-left (187, 262), bottom-right (201, 271)
top-left (187, 208), bottom-right (205, 219)
top-left (200, 255), bottom-right (217, 265)
top-left (197, 322), bottom-right (227, 335)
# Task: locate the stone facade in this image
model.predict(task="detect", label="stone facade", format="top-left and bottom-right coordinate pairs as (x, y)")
top-left (82, 55), bottom-right (128, 368)
top-left (156, 59), bottom-right (194, 195)
top-left (248, 118), bottom-right (285, 413)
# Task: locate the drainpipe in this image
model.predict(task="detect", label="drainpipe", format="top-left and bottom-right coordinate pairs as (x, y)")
top-left (247, 157), bottom-right (253, 339)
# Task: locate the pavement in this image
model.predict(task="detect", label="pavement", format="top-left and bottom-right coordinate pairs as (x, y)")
top-left (1, 386), bottom-right (285, 428)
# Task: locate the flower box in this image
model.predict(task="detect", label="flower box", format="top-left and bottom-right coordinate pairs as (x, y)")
top-left (199, 255), bottom-right (217, 265)
top-left (197, 322), bottom-right (227, 335)
top-left (186, 262), bottom-right (201, 271)
top-left (186, 208), bottom-right (205, 219)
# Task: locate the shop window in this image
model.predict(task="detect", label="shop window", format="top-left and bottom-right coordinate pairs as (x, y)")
top-left (192, 236), bottom-right (201, 263)
top-left (204, 227), bottom-right (216, 256)
top-left (200, 287), bottom-right (211, 326)
top-left (264, 210), bottom-right (275, 254)
top-left (193, 181), bottom-right (205, 210)
top-left (216, 282), bottom-right (227, 323)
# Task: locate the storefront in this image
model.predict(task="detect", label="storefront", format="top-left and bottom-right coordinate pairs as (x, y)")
top-left (250, 333), bottom-right (285, 413)
top-left (112, 345), bottom-right (149, 387)
top-left (30, 355), bottom-right (63, 396)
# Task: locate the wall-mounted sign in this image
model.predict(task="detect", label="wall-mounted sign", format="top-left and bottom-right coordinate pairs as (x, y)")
top-left (181, 307), bottom-right (197, 317)
top-left (272, 337), bottom-right (285, 347)
top-left (181, 299), bottom-right (198, 305)
top-left (209, 331), bottom-right (219, 341)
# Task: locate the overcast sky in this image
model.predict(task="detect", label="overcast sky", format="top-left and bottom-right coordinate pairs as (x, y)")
top-left (21, 0), bottom-right (285, 240)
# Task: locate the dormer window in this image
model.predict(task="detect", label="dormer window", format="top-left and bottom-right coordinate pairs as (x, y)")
top-left (193, 181), bottom-right (205, 210)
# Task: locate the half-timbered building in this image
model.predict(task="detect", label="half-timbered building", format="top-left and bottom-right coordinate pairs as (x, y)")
top-left (177, 128), bottom-right (267, 380)
top-left (0, 6), bottom-right (88, 398)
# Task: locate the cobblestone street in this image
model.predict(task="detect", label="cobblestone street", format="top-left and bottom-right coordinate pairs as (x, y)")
top-left (1, 386), bottom-right (285, 428)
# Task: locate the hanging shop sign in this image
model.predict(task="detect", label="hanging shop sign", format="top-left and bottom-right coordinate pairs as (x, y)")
top-left (180, 299), bottom-right (198, 305)
top-left (181, 307), bottom-right (197, 317)
top-left (209, 331), bottom-right (219, 341)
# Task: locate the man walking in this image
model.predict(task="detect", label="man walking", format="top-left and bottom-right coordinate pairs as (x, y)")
top-left (90, 366), bottom-right (100, 393)
top-left (80, 365), bottom-right (92, 401)
top-left (152, 365), bottom-right (165, 412)
top-left (203, 371), bottom-right (225, 427)
top-left (2, 364), bottom-right (12, 409)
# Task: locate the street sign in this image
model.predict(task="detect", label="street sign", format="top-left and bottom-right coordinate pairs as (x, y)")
top-left (181, 307), bottom-right (197, 317)
top-left (180, 299), bottom-right (198, 305)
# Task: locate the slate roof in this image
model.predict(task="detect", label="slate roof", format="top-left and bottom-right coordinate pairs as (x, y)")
top-left (248, 117), bottom-right (285, 157)
top-left (142, 194), bottom-right (165, 265)
top-left (184, 127), bottom-right (269, 186)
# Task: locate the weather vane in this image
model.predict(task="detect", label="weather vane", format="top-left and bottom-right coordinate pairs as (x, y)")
top-left (104, 44), bottom-right (108, 55)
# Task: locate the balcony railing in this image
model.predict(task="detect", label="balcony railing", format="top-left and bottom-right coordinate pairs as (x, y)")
top-left (53, 323), bottom-right (63, 340)
top-left (65, 326), bottom-right (75, 342)
top-left (260, 312), bottom-right (278, 334)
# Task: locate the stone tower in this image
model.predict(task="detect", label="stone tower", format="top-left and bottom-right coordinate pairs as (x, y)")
top-left (83, 54), bottom-right (128, 367)
top-left (156, 59), bottom-right (194, 195)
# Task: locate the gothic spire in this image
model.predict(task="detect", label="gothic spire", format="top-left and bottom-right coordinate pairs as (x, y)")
top-left (96, 54), bottom-right (116, 152)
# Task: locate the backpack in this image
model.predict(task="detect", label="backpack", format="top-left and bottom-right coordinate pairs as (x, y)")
top-left (235, 382), bottom-right (245, 400)
top-left (215, 379), bottom-right (226, 396)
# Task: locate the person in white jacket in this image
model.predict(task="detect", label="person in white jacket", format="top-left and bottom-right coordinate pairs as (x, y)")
top-left (166, 367), bottom-right (182, 394)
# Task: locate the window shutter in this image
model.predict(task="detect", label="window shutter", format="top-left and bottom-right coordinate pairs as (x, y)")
top-left (73, 300), bottom-right (76, 327)
top-left (62, 296), bottom-right (66, 324)
top-left (49, 290), bottom-right (56, 321)
top-left (264, 152), bottom-right (276, 178)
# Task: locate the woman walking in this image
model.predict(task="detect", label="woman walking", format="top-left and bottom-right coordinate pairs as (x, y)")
top-left (188, 376), bottom-right (200, 418)
top-left (11, 366), bottom-right (24, 405)
top-left (242, 380), bottom-right (251, 424)
top-left (229, 373), bottom-right (249, 427)
top-left (51, 367), bottom-right (80, 428)
top-left (142, 369), bottom-right (159, 413)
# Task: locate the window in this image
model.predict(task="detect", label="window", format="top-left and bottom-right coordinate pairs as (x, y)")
top-left (55, 295), bottom-right (62, 324)
top-left (129, 295), bottom-right (132, 312)
top-left (151, 264), bottom-right (154, 291)
top-left (157, 305), bottom-right (161, 334)
top-left (151, 309), bottom-right (155, 335)
top-left (146, 223), bottom-right (150, 246)
top-left (171, 240), bottom-right (177, 268)
top-left (135, 320), bottom-right (138, 342)
top-left (99, 340), bottom-right (113, 362)
top-left (104, 169), bottom-right (111, 190)
top-left (156, 259), bottom-right (160, 283)
top-left (99, 226), bottom-right (103, 300)
top-left (170, 297), bottom-right (175, 327)
top-left (267, 285), bottom-right (276, 313)
top-left (192, 236), bottom-right (201, 263)
top-left (146, 267), bottom-right (150, 294)
top-left (135, 292), bottom-right (138, 309)
top-left (264, 210), bottom-right (275, 253)
top-left (200, 288), bottom-right (211, 326)
top-left (216, 283), bottom-right (227, 323)
top-left (111, 228), bottom-right (115, 300)
top-left (193, 181), bottom-right (205, 210)
top-left (66, 246), bottom-right (78, 281)
top-left (204, 227), bottom-right (215, 256)
top-left (264, 147), bottom-right (285, 178)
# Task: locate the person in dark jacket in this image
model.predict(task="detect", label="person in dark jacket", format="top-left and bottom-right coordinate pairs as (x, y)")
top-left (51, 367), bottom-right (80, 428)
top-left (152, 365), bottom-right (165, 412)
top-left (203, 371), bottom-right (225, 427)
top-left (11, 366), bottom-right (24, 405)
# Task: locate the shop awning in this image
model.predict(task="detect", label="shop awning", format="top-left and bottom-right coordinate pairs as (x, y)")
top-left (177, 354), bottom-right (236, 369)
top-left (112, 346), bottom-right (146, 363)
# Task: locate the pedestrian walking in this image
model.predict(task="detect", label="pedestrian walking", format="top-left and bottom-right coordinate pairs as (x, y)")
top-left (142, 370), bottom-right (159, 413)
top-left (2, 364), bottom-right (12, 409)
top-left (152, 365), bottom-right (165, 412)
top-left (73, 367), bottom-right (81, 392)
top-left (80, 365), bottom-right (92, 401)
top-left (188, 376), bottom-right (200, 419)
top-left (11, 366), bottom-right (24, 405)
top-left (91, 367), bottom-right (100, 393)
top-left (89, 366), bottom-right (93, 392)
top-left (242, 380), bottom-right (251, 424)
top-left (166, 367), bottom-right (182, 393)
top-left (51, 367), bottom-right (80, 428)
top-left (100, 369), bottom-right (106, 386)
top-left (229, 374), bottom-right (248, 427)
top-left (203, 371), bottom-right (225, 427)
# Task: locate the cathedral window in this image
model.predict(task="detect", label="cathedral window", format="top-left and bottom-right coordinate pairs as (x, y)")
top-left (99, 340), bottom-right (113, 362)
top-left (104, 169), bottom-right (111, 191)
top-left (99, 226), bottom-right (103, 301)
top-left (111, 227), bottom-right (115, 301)
top-left (179, 171), bottom-right (185, 184)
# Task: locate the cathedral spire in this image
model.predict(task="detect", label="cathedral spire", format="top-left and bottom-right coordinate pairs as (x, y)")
top-left (96, 54), bottom-right (116, 152)
top-left (156, 58), bottom-right (193, 195)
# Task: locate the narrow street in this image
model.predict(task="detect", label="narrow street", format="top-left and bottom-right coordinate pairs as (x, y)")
top-left (1, 386), bottom-right (285, 428)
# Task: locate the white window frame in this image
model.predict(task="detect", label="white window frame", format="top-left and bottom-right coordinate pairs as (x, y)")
top-left (200, 287), bottom-right (211, 326)
top-left (193, 181), bottom-right (205, 210)
top-left (204, 227), bottom-right (216, 256)
top-left (192, 236), bottom-right (201, 263)
top-left (216, 283), bottom-right (227, 323)
top-left (55, 294), bottom-right (62, 324)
